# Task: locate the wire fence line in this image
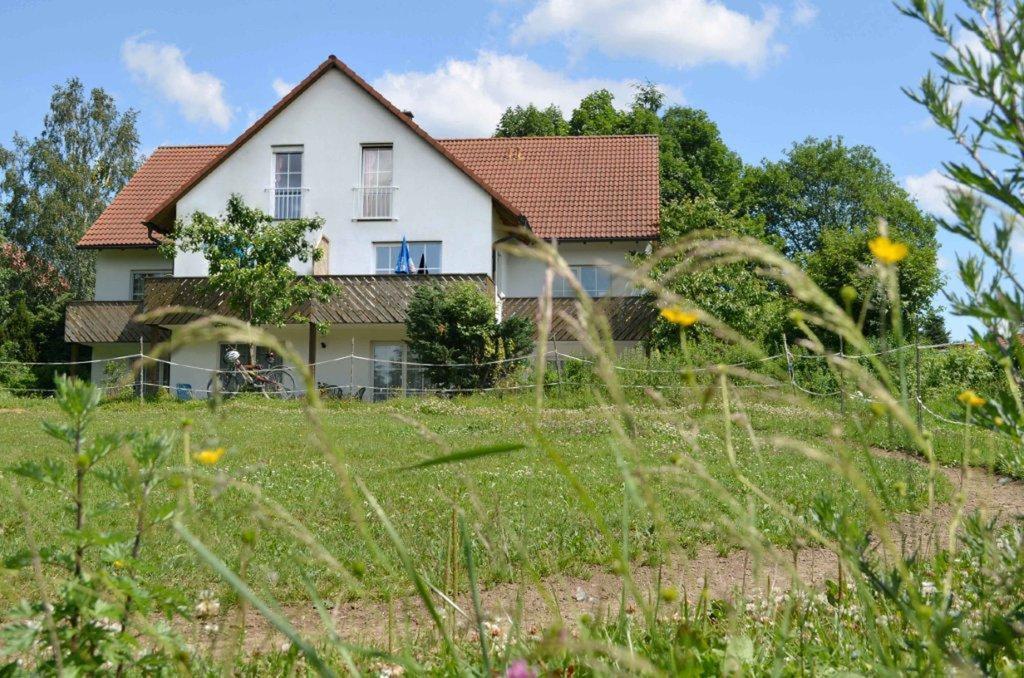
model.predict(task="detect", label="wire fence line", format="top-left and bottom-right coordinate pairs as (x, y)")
top-left (0, 342), bottom-right (991, 429)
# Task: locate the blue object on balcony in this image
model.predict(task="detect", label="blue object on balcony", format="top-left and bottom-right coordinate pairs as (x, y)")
top-left (394, 236), bottom-right (414, 275)
top-left (175, 383), bottom-right (193, 400)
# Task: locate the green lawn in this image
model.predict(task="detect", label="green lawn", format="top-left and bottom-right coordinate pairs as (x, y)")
top-left (0, 391), bottom-right (950, 610)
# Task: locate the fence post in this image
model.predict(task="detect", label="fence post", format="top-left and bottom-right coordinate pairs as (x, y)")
top-left (838, 335), bottom-right (846, 417)
top-left (782, 334), bottom-right (795, 395)
top-left (554, 341), bottom-right (563, 398)
top-left (350, 336), bottom-right (356, 398)
top-left (138, 337), bottom-right (144, 405)
top-left (915, 338), bottom-right (923, 431)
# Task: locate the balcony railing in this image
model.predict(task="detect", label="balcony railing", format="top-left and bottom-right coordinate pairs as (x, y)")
top-left (266, 187), bottom-right (308, 220)
top-left (353, 186), bottom-right (397, 220)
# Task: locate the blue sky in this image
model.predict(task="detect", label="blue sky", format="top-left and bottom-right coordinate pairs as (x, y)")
top-left (0, 0), bottom-right (979, 337)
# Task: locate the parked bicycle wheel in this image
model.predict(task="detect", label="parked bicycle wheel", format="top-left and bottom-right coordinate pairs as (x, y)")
top-left (206, 371), bottom-right (240, 399)
top-left (261, 369), bottom-right (295, 399)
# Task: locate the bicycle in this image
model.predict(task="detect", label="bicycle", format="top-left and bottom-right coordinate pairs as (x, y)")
top-left (206, 348), bottom-right (296, 399)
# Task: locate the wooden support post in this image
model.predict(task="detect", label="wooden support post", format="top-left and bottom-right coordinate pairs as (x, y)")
top-left (308, 322), bottom-right (317, 389)
top-left (69, 344), bottom-right (79, 379)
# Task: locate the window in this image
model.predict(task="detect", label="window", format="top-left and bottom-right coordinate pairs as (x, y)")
top-left (553, 265), bottom-right (612, 298)
top-left (374, 241), bottom-right (441, 274)
top-left (359, 145), bottom-right (394, 218)
top-left (273, 150), bottom-right (303, 219)
top-left (130, 270), bottom-right (171, 301)
top-left (371, 342), bottom-right (430, 401)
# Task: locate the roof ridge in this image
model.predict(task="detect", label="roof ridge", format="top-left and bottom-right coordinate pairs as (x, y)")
top-left (439, 134), bottom-right (660, 141)
top-left (155, 144), bottom-right (230, 149)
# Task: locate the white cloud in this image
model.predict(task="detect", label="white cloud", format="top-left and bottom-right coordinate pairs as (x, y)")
top-left (904, 169), bottom-right (961, 219)
top-left (792, 0), bottom-right (818, 27)
top-left (514, 0), bottom-right (782, 72)
top-left (272, 78), bottom-right (294, 98)
top-left (372, 51), bottom-right (679, 137)
top-left (122, 36), bottom-right (232, 129)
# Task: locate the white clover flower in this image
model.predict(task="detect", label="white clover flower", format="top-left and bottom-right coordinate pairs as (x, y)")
top-left (921, 580), bottom-right (938, 596)
top-left (195, 590), bottom-right (221, 619)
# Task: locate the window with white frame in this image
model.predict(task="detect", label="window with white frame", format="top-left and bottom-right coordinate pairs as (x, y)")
top-left (553, 265), bottom-right (612, 298)
top-left (374, 241), bottom-right (440, 274)
top-left (359, 145), bottom-right (394, 218)
top-left (371, 342), bottom-right (430, 401)
top-left (130, 270), bottom-right (172, 301)
top-left (273, 150), bottom-right (303, 219)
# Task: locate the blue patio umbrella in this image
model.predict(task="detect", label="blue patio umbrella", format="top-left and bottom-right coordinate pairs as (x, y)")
top-left (394, 236), bottom-right (414, 275)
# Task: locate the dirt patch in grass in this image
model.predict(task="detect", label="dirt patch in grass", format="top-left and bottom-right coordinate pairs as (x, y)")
top-left (193, 447), bottom-right (1024, 656)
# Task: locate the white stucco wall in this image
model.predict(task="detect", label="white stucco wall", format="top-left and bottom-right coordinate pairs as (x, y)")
top-left (173, 69), bottom-right (495, 278)
top-left (93, 249), bottom-right (172, 301)
top-left (499, 240), bottom-right (649, 298)
top-left (88, 344), bottom-right (139, 389)
top-left (164, 323), bottom-right (409, 400)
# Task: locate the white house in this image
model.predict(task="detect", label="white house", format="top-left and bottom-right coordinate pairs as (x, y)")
top-left (66, 55), bottom-right (660, 398)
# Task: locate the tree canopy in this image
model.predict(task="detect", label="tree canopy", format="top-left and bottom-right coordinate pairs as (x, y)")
top-left (0, 78), bottom-right (141, 298)
top-left (494, 104), bottom-right (569, 137)
top-left (494, 87), bottom-right (946, 345)
top-left (163, 195), bottom-right (336, 335)
top-left (739, 138), bottom-right (943, 334)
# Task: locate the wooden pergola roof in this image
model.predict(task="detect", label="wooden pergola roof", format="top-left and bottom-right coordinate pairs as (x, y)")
top-left (503, 296), bottom-right (656, 342)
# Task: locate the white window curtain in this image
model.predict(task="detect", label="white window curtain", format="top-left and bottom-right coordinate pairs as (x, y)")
top-left (360, 146), bottom-right (394, 218)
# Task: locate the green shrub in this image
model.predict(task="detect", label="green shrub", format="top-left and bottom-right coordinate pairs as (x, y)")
top-left (405, 282), bottom-right (534, 391)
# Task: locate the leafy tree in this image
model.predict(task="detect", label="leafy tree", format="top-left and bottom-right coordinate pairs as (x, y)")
top-left (659, 107), bottom-right (743, 205)
top-left (0, 240), bottom-right (72, 389)
top-left (0, 78), bottom-right (141, 298)
top-left (405, 282), bottom-right (534, 391)
top-left (569, 90), bottom-right (624, 136)
top-left (647, 198), bottom-right (790, 349)
top-left (162, 195), bottom-right (335, 357)
top-left (495, 104), bottom-right (569, 137)
top-left (739, 137), bottom-right (943, 331)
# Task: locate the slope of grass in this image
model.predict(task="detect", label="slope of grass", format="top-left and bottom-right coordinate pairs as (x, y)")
top-left (0, 391), bottom-right (943, 610)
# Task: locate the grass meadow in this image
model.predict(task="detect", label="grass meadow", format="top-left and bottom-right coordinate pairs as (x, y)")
top-left (0, 389), bottom-right (962, 611)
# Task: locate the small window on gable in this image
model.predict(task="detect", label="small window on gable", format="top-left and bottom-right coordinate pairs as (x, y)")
top-left (273, 150), bottom-right (303, 219)
top-left (358, 145), bottom-right (395, 219)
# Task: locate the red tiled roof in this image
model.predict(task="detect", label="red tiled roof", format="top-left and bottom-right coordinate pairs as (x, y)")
top-left (439, 135), bottom-right (660, 240)
top-left (77, 58), bottom-right (659, 249)
top-left (78, 145), bottom-right (226, 248)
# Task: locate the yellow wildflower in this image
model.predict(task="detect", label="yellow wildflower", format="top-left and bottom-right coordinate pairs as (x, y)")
top-left (868, 236), bottom-right (909, 264)
top-left (957, 390), bottom-right (986, 408)
top-left (193, 447), bottom-right (225, 465)
top-left (994, 417), bottom-right (1004, 427)
top-left (112, 559), bottom-right (125, 570)
top-left (661, 307), bottom-right (699, 327)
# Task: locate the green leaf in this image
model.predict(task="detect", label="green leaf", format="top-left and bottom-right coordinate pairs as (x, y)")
top-left (398, 442), bottom-right (525, 471)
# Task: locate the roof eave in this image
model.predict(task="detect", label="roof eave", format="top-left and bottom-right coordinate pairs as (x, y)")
top-left (77, 242), bottom-right (161, 250)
